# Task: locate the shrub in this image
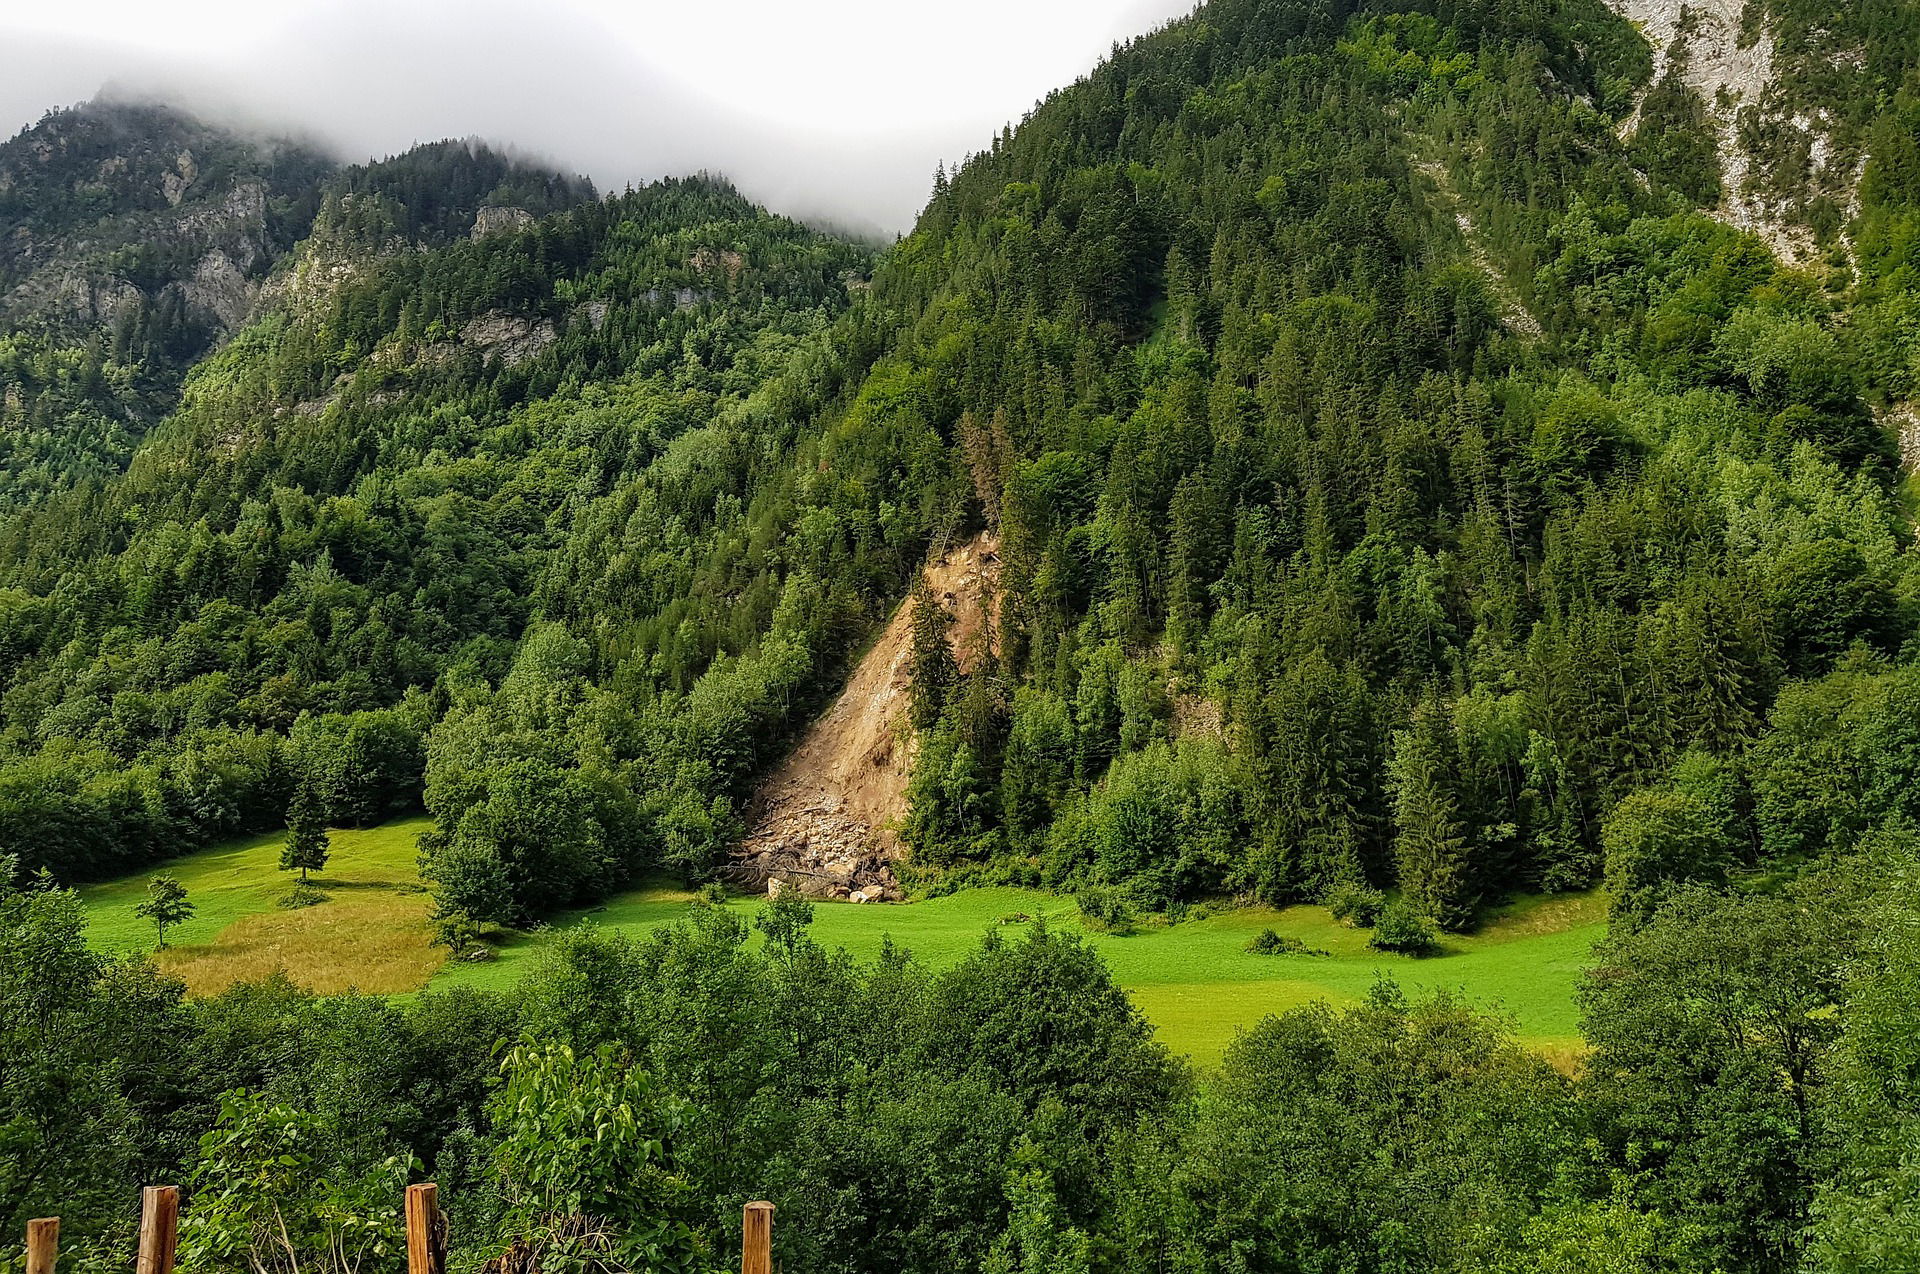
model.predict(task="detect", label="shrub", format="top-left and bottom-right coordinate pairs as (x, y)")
top-left (277, 885), bottom-right (328, 910)
top-left (180, 1091), bottom-right (411, 1274)
top-left (1245, 928), bottom-right (1327, 956)
top-left (432, 908), bottom-right (488, 959)
top-left (1076, 884), bottom-right (1138, 935)
top-left (1369, 899), bottom-right (1440, 956)
top-left (1326, 880), bottom-right (1386, 928)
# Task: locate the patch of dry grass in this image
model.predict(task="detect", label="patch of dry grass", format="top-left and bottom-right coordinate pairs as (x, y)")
top-left (82, 816), bottom-right (445, 996)
top-left (1477, 891), bottom-right (1610, 940)
top-left (155, 884), bottom-right (441, 995)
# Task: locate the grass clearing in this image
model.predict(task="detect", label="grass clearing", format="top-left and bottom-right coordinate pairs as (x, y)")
top-left (435, 882), bottom-right (1605, 1065)
top-left (74, 815), bottom-right (1605, 1062)
top-left (80, 816), bottom-right (440, 995)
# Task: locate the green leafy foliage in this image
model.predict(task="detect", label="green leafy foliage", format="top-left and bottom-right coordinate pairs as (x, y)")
top-left (1369, 897), bottom-right (1441, 955)
top-left (134, 873), bottom-right (193, 948)
top-left (5, 0), bottom-right (1920, 1268)
top-left (179, 1090), bottom-right (412, 1274)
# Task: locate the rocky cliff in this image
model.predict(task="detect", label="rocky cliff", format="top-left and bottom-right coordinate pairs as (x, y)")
top-left (0, 99), bottom-right (335, 350)
top-left (1607, 0), bottom-right (1867, 261)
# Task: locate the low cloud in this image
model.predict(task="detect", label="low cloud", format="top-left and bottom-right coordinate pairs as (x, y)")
top-left (1, 0), bottom-right (1197, 235)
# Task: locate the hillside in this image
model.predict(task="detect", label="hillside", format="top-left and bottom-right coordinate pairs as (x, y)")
top-left (0, 102), bottom-right (597, 511)
top-left (7, 0), bottom-right (1920, 1269)
top-left (7, 0), bottom-right (1914, 933)
top-left (740, 532), bottom-right (1000, 901)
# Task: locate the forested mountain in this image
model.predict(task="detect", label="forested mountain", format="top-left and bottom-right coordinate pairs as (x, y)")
top-left (10, 0), bottom-right (1917, 928)
top-left (8, 0), bottom-right (1920, 1268)
top-left (0, 101), bottom-right (595, 512)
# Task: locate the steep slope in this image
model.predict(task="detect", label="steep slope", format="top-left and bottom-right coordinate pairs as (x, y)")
top-left (739, 533), bottom-right (999, 900)
top-left (5, 0), bottom-right (1920, 950)
top-left (1606, 0), bottom-right (1920, 261)
top-left (0, 101), bottom-right (336, 508)
top-left (0, 99), bottom-right (334, 342)
top-left (0, 160), bottom-right (872, 902)
top-left (0, 102), bottom-right (597, 513)
top-left (821, 0), bottom-right (1920, 930)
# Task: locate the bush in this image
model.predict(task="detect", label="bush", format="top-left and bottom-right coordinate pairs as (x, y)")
top-left (432, 908), bottom-right (488, 959)
top-left (1326, 880), bottom-right (1386, 928)
top-left (1369, 899), bottom-right (1440, 956)
top-left (277, 885), bottom-right (328, 910)
top-left (1245, 928), bottom-right (1327, 956)
top-left (1076, 884), bottom-right (1138, 935)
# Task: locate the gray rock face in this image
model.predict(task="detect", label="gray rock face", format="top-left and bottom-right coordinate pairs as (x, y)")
top-left (471, 206), bottom-right (534, 239)
top-left (186, 249), bottom-right (255, 332)
top-left (459, 311), bottom-right (557, 365)
top-left (3, 174), bottom-right (276, 335)
top-left (1606, 0), bottom-right (1864, 262)
top-left (160, 148), bottom-right (198, 206)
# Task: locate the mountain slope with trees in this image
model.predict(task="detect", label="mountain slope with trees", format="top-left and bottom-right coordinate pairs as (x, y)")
top-left (7, 1), bottom-right (1920, 1266)
top-left (1, 0), bottom-right (1917, 940)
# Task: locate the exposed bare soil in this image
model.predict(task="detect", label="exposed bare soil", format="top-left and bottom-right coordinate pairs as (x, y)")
top-left (735, 534), bottom-right (1000, 901)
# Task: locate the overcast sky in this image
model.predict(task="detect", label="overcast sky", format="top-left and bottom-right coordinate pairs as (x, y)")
top-left (1, 0), bottom-right (1197, 234)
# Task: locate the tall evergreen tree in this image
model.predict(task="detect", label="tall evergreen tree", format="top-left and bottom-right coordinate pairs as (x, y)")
top-left (908, 576), bottom-right (959, 732)
top-left (1390, 698), bottom-right (1477, 931)
top-left (280, 786), bottom-right (331, 885)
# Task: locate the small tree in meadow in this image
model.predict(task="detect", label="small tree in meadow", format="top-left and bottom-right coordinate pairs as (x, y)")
top-left (135, 874), bottom-right (194, 949)
top-left (280, 785), bottom-right (331, 885)
top-left (1369, 897), bottom-right (1440, 956)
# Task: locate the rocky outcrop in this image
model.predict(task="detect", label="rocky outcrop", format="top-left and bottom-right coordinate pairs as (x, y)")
top-left (642, 286), bottom-right (715, 310)
top-left (185, 249), bottom-right (255, 332)
top-left (689, 247), bottom-right (746, 282)
top-left (458, 312), bottom-right (557, 365)
top-left (3, 165), bottom-right (279, 338)
top-left (1889, 401), bottom-right (1920, 475)
top-left (471, 206), bottom-right (533, 239)
top-left (1607, 0), bottom-right (1862, 262)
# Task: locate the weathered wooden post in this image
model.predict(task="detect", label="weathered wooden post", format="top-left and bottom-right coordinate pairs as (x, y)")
top-left (742, 1200), bottom-right (773, 1274)
top-left (24, 1217), bottom-right (58, 1274)
top-left (405, 1183), bottom-right (444, 1274)
top-left (136, 1187), bottom-right (178, 1274)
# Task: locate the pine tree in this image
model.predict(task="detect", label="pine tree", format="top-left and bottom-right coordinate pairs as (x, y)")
top-left (908, 575), bottom-right (958, 731)
top-left (1390, 698), bottom-right (1477, 931)
top-left (281, 785), bottom-right (331, 885)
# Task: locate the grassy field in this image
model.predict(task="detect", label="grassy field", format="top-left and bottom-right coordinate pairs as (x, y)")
top-left (75, 817), bottom-right (1605, 1063)
top-left (80, 817), bottom-right (440, 995)
top-left (434, 883), bottom-right (1605, 1065)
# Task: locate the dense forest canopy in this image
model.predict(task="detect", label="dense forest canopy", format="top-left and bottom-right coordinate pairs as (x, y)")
top-left (5, 0), bottom-right (1920, 1268)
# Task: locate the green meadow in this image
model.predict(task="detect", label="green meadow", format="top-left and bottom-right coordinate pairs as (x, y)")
top-left (75, 818), bottom-right (1604, 1064)
top-left (80, 817), bottom-right (441, 995)
top-left (434, 882), bottom-right (1603, 1064)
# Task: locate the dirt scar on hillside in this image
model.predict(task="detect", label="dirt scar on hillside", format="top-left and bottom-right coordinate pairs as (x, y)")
top-left (736, 533), bottom-right (1000, 902)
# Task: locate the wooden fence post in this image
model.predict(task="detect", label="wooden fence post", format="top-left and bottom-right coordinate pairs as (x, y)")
top-left (742, 1200), bottom-right (773, 1274)
top-left (405, 1183), bottom-right (444, 1274)
top-left (136, 1187), bottom-right (178, 1274)
top-left (25, 1217), bottom-right (58, 1274)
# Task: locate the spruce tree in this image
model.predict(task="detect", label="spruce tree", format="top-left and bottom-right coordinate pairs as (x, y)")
top-left (1390, 698), bottom-right (1477, 931)
top-left (281, 785), bottom-right (331, 885)
top-left (907, 575), bottom-right (958, 731)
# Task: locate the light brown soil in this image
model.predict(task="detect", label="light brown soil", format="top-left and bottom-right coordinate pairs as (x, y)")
top-left (736, 533), bottom-right (1000, 900)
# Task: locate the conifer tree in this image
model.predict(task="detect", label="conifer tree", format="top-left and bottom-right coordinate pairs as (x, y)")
top-left (1390, 698), bottom-right (1477, 931)
top-left (908, 575), bottom-right (958, 731)
top-left (280, 785), bottom-right (331, 885)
